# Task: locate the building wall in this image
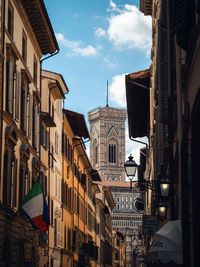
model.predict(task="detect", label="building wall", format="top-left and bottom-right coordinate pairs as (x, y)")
top-left (0, 0), bottom-right (55, 265)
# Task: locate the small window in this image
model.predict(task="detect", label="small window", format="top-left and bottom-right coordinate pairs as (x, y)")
top-left (22, 30), bottom-right (27, 63)
top-left (8, 3), bottom-right (14, 38)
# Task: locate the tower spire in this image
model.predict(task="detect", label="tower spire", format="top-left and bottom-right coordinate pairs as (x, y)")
top-left (106, 80), bottom-right (109, 107)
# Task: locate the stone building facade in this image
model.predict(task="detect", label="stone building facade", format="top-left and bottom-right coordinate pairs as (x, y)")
top-left (88, 105), bottom-right (126, 182)
top-left (88, 105), bottom-right (144, 267)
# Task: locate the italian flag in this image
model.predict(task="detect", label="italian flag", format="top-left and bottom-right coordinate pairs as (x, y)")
top-left (21, 179), bottom-right (50, 232)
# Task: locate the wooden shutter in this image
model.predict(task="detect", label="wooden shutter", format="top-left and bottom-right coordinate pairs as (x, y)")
top-left (24, 87), bottom-right (28, 135)
top-left (13, 158), bottom-right (18, 207)
top-left (41, 124), bottom-right (44, 146)
top-left (27, 170), bottom-right (30, 194)
top-left (44, 175), bottom-right (47, 195)
top-left (9, 59), bottom-right (14, 114)
top-left (51, 199), bottom-right (54, 225)
top-left (57, 219), bottom-right (60, 247)
top-left (60, 221), bottom-right (63, 248)
top-left (15, 71), bottom-right (20, 121)
top-left (27, 93), bottom-right (30, 137)
top-left (28, 93), bottom-right (32, 138)
top-left (54, 218), bottom-right (57, 247)
top-left (37, 105), bottom-right (40, 151)
top-left (157, 20), bottom-right (168, 123)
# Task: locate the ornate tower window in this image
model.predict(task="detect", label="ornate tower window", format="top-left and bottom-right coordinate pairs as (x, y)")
top-left (108, 143), bottom-right (117, 163)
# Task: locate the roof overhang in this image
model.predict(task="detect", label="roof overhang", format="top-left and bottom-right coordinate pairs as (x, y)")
top-left (63, 109), bottom-right (90, 139)
top-left (140, 0), bottom-right (152, 15)
top-left (22, 0), bottom-right (58, 55)
top-left (90, 169), bottom-right (101, 182)
top-left (126, 69), bottom-right (150, 138)
top-left (49, 81), bottom-right (65, 99)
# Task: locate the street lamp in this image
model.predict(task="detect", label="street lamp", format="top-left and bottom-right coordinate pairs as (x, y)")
top-left (158, 201), bottom-right (167, 218)
top-left (160, 176), bottom-right (170, 197)
top-left (124, 154), bottom-right (137, 189)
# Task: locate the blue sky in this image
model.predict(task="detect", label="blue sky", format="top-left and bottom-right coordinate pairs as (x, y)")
top-left (43, 0), bottom-right (151, 164)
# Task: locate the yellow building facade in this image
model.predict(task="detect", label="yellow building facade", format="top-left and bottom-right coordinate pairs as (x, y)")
top-left (41, 70), bottom-right (68, 267)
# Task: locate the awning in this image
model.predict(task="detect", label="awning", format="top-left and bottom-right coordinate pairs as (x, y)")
top-left (63, 109), bottom-right (89, 139)
top-left (148, 220), bottom-right (183, 265)
top-left (126, 69), bottom-right (150, 138)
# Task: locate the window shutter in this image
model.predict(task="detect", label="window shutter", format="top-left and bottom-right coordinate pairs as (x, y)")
top-left (44, 175), bottom-right (47, 196)
top-left (54, 218), bottom-right (57, 247)
top-left (51, 200), bottom-right (54, 225)
top-left (55, 174), bottom-right (57, 197)
top-left (37, 105), bottom-right (40, 151)
top-left (13, 158), bottom-right (18, 208)
top-left (157, 20), bottom-right (169, 123)
top-left (24, 88), bottom-right (28, 135)
top-left (28, 93), bottom-right (32, 138)
top-left (41, 124), bottom-right (44, 146)
top-left (27, 93), bottom-right (30, 137)
top-left (9, 60), bottom-right (14, 114)
top-left (61, 221), bottom-right (63, 248)
top-left (27, 170), bottom-right (30, 193)
top-left (57, 219), bottom-right (60, 247)
top-left (15, 71), bottom-right (20, 121)
top-left (29, 93), bottom-right (33, 141)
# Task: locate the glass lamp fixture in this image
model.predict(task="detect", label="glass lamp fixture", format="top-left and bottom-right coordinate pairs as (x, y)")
top-left (124, 154), bottom-right (137, 177)
top-left (160, 176), bottom-right (170, 197)
top-left (158, 201), bottom-right (167, 218)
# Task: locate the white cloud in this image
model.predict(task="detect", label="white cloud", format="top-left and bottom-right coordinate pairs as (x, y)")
top-left (107, 3), bottom-right (152, 55)
top-left (95, 27), bottom-right (106, 37)
top-left (109, 74), bottom-right (126, 108)
top-left (73, 45), bottom-right (99, 57)
top-left (56, 33), bottom-right (101, 57)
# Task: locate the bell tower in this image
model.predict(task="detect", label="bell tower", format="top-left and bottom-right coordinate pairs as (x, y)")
top-left (88, 105), bottom-right (126, 181)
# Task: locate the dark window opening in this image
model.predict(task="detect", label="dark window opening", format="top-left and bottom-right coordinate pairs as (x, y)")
top-left (109, 144), bottom-right (116, 163)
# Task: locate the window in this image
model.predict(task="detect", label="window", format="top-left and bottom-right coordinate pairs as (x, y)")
top-left (22, 30), bottom-right (27, 63)
top-left (108, 143), bottom-right (116, 163)
top-left (33, 56), bottom-right (37, 84)
top-left (21, 71), bottom-right (31, 136)
top-left (7, 3), bottom-right (14, 38)
top-left (55, 132), bottom-right (59, 155)
top-left (32, 102), bottom-right (39, 150)
top-left (40, 172), bottom-right (47, 195)
top-left (6, 46), bottom-right (18, 116)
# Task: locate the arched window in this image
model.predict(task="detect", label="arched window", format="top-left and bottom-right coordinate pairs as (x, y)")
top-left (109, 144), bottom-right (116, 163)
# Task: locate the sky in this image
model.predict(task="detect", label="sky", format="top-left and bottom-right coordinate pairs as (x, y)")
top-left (43, 0), bottom-right (152, 170)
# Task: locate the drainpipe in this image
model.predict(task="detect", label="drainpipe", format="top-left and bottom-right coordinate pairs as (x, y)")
top-left (39, 48), bottom-right (59, 267)
top-left (0, 0), bottom-right (6, 181)
top-left (130, 137), bottom-right (148, 148)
